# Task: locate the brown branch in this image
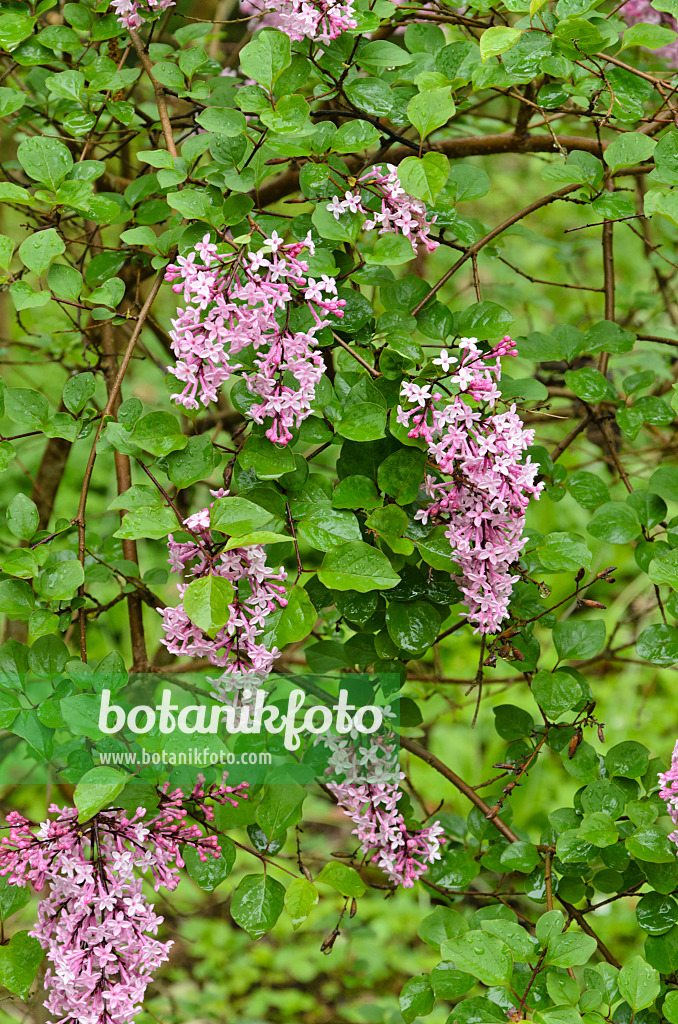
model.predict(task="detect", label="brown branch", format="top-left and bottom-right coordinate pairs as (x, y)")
top-left (100, 323), bottom-right (148, 672)
top-left (74, 273), bottom-right (165, 662)
top-left (551, 411), bottom-right (593, 462)
top-left (254, 133), bottom-right (609, 208)
top-left (412, 185), bottom-right (580, 314)
top-left (128, 28), bottom-right (178, 158)
top-left (398, 736), bottom-right (520, 845)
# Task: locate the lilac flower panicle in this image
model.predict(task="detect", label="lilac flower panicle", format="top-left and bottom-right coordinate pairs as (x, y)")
top-left (0, 775), bottom-right (246, 1024)
top-left (323, 732), bottom-right (445, 888)
top-left (327, 165), bottom-right (439, 255)
top-left (165, 232), bottom-right (344, 444)
top-left (110, 0), bottom-right (175, 30)
top-left (659, 741), bottom-right (678, 848)
top-left (160, 489), bottom-right (287, 674)
top-left (397, 335), bottom-right (543, 634)
top-left (239, 0), bottom-right (358, 42)
top-left (329, 777), bottom-right (445, 887)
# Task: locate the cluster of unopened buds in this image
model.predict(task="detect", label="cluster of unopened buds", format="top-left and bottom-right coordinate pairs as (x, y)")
top-left (0, 774), bottom-right (246, 1024)
top-left (323, 730), bottom-right (445, 888)
top-left (111, 0), bottom-right (175, 30)
top-left (166, 231), bottom-right (344, 444)
top-left (327, 165), bottom-right (439, 255)
top-left (240, 0), bottom-right (357, 42)
top-left (397, 335), bottom-right (543, 634)
top-left (160, 489), bottom-right (288, 675)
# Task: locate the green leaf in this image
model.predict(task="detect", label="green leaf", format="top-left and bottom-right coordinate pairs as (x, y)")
top-left (407, 87), bottom-right (455, 140)
top-left (0, 183), bottom-right (32, 205)
top-left (211, 496), bottom-right (275, 536)
top-left (364, 234), bottom-right (416, 266)
top-left (538, 532), bottom-right (592, 573)
top-left (359, 40), bottom-right (416, 69)
top-left (239, 434), bottom-right (296, 478)
top-left (0, 875), bottom-right (30, 922)
top-left (636, 624), bottom-right (678, 666)
top-left (536, 910), bottom-right (565, 945)
top-left (17, 136), bottom-right (73, 189)
top-left (618, 955), bottom-right (659, 1011)
top-left (63, 372), bottom-right (96, 414)
top-left (184, 836), bottom-right (235, 891)
top-left (166, 434), bottom-right (214, 489)
top-left (74, 766), bottom-right (127, 823)
top-left (626, 825), bottom-right (676, 863)
top-left (385, 600), bottom-right (442, 654)
top-left (622, 21), bottom-right (677, 49)
top-left (636, 893), bottom-right (678, 935)
top-left (453, 301), bottom-right (515, 340)
top-left (399, 976), bottom-right (435, 1023)
top-left (498, 841), bottom-right (539, 874)
top-left (604, 133), bottom-right (656, 173)
top-left (284, 876), bottom-right (318, 929)
top-left (239, 30), bottom-right (291, 89)
top-left (649, 549), bottom-right (678, 588)
top-left (481, 920), bottom-right (536, 960)
top-left (182, 574), bottom-right (235, 638)
top-left (553, 619), bottom-right (605, 661)
top-left (546, 973), bottom-right (580, 1007)
top-left (0, 14), bottom-right (35, 52)
top-left (264, 585), bottom-right (316, 648)
top-left (649, 466), bottom-right (678, 503)
top-left (416, 525), bottom-right (457, 572)
top-left (441, 930), bottom-right (512, 986)
top-left (0, 931), bottom-right (43, 1000)
top-left (230, 873), bottom-right (285, 939)
top-left (546, 933), bottom-right (598, 968)
top-left (480, 26), bottom-right (523, 61)
top-left (606, 740), bottom-right (649, 778)
top-left (256, 783), bottom-right (306, 838)
top-left (318, 541), bottom-right (400, 593)
top-left (398, 153), bottom-right (449, 203)
top-left (48, 262), bottom-right (82, 301)
top-left (377, 448), bottom-right (426, 504)
top-left (130, 411), bottom-right (187, 457)
top-left (331, 119), bottom-right (381, 152)
top-left (114, 507), bottom-right (177, 540)
top-left (9, 281), bottom-right (50, 310)
top-left (417, 907), bottom-right (468, 947)
top-left (19, 228), bottom-right (65, 276)
top-left (565, 367), bottom-right (617, 404)
top-left (6, 493), bottom-right (39, 540)
top-left (332, 475), bottom-right (383, 510)
top-left (587, 502), bottom-right (639, 544)
top-left (316, 861), bottom-right (366, 897)
top-left (196, 107), bottom-right (247, 136)
top-left (36, 560), bottom-right (84, 601)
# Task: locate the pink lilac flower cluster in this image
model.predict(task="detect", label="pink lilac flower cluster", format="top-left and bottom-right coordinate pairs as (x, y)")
top-left (110, 0), bottom-right (175, 30)
top-left (160, 492), bottom-right (288, 675)
top-left (622, 0), bottom-right (678, 65)
top-left (397, 335), bottom-right (543, 634)
top-left (165, 232), bottom-right (345, 444)
top-left (658, 741), bottom-right (678, 847)
top-left (327, 165), bottom-right (439, 255)
top-left (239, 0), bottom-right (357, 43)
top-left (322, 729), bottom-right (444, 888)
top-left (328, 776), bottom-right (445, 887)
top-left (0, 774), bottom-right (245, 1024)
